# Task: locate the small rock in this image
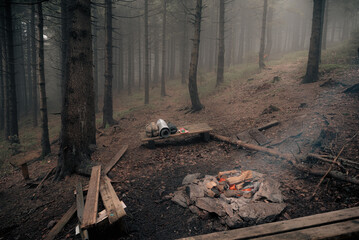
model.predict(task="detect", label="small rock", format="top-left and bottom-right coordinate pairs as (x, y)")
top-left (262, 105), bottom-right (280, 115)
top-left (47, 220), bottom-right (57, 229)
top-left (186, 184), bottom-right (205, 202)
top-left (189, 205), bottom-right (209, 219)
top-left (171, 191), bottom-right (189, 208)
top-left (182, 173), bottom-right (201, 185)
top-left (253, 178), bottom-right (284, 203)
top-left (239, 202), bottom-right (286, 224)
top-left (196, 197), bottom-right (226, 217)
top-left (225, 215), bottom-right (243, 229)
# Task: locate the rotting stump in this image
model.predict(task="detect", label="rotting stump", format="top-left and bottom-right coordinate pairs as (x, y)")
top-left (141, 123), bottom-right (213, 148)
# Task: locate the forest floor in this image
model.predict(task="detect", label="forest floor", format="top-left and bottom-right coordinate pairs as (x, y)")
top-left (1, 45), bottom-right (359, 240)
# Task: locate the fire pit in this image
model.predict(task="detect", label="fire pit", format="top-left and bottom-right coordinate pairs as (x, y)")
top-left (171, 169), bottom-right (286, 229)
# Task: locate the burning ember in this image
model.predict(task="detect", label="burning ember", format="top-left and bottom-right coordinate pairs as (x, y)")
top-left (171, 169), bottom-right (286, 229)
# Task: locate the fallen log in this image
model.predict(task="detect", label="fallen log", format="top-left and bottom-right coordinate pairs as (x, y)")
top-left (210, 133), bottom-right (359, 185)
top-left (258, 120), bottom-right (280, 131)
top-left (311, 154), bottom-right (359, 170)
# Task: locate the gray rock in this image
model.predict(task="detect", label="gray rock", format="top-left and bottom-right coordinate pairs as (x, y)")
top-left (186, 184), bottom-right (205, 202)
top-left (239, 202), bottom-right (286, 224)
top-left (220, 200), bottom-right (233, 218)
top-left (253, 178), bottom-right (284, 203)
top-left (196, 197), bottom-right (226, 217)
top-left (171, 190), bottom-right (189, 208)
top-left (182, 173), bottom-right (201, 185)
top-left (225, 215), bottom-right (243, 229)
top-left (189, 205), bottom-right (209, 219)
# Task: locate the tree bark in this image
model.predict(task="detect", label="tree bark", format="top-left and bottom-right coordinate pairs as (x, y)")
top-left (37, 3), bottom-right (50, 156)
top-left (259, 0), bottom-right (268, 69)
top-left (322, 0), bottom-right (329, 50)
top-left (103, 0), bottom-right (115, 127)
top-left (92, 6), bottom-right (99, 113)
top-left (26, 22), bottom-right (33, 118)
top-left (265, 6), bottom-right (273, 57)
top-left (188, 0), bottom-right (203, 112)
top-left (303, 0), bottom-right (325, 83)
top-left (5, 0), bottom-right (19, 143)
top-left (31, 5), bottom-right (38, 127)
top-left (144, 0), bottom-right (149, 104)
top-left (160, 0), bottom-right (166, 96)
top-left (61, 0), bottom-right (69, 109)
top-left (153, 23), bottom-right (159, 86)
top-left (216, 0), bottom-right (225, 86)
top-left (181, 9), bottom-right (188, 85)
top-left (127, 23), bottom-right (133, 95)
top-left (0, 9), bottom-right (5, 131)
top-left (56, 0), bottom-right (96, 180)
top-left (138, 16), bottom-right (142, 89)
top-left (118, 19), bottom-right (124, 92)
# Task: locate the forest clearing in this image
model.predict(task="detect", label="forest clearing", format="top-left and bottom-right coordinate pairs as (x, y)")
top-left (1, 0), bottom-right (359, 239)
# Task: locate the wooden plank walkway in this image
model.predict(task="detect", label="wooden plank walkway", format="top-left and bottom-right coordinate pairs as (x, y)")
top-left (180, 206), bottom-right (359, 240)
top-left (141, 123), bottom-right (212, 148)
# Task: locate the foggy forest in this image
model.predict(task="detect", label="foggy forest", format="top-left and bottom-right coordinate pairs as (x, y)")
top-left (1, 0), bottom-right (359, 239)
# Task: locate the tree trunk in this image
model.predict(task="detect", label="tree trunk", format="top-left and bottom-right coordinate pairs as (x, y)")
top-left (127, 25), bottom-right (133, 95)
top-left (5, 0), bottom-right (19, 143)
top-left (153, 24), bottom-right (159, 86)
top-left (14, 20), bottom-right (27, 116)
top-left (181, 9), bottom-right (188, 85)
top-left (118, 20), bottom-right (124, 92)
top-left (31, 5), bottom-right (38, 127)
top-left (265, 6), bottom-right (273, 57)
top-left (92, 6), bottom-right (99, 113)
top-left (216, 0), bottom-right (225, 86)
top-left (61, 0), bottom-right (69, 109)
top-left (259, 0), bottom-right (268, 69)
top-left (160, 0), bottom-right (166, 97)
top-left (169, 36), bottom-right (175, 79)
top-left (103, 0), bottom-right (115, 127)
top-left (144, 0), bottom-right (149, 104)
top-left (238, 7), bottom-right (245, 64)
top-left (56, 0), bottom-right (96, 180)
top-left (0, 9), bottom-right (5, 132)
top-left (303, 0), bottom-right (325, 84)
top-left (26, 22), bottom-right (33, 118)
top-left (37, 3), bottom-right (51, 156)
top-left (322, 0), bottom-right (329, 50)
top-left (138, 17), bottom-right (142, 89)
top-left (188, 0), bottom-right (203, 112)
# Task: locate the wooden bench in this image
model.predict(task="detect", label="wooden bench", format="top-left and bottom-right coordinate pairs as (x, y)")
top-left (180, 206), bottom-right (359, 240)
top-left (10, 152), bottom-right (40, 180)
top-left (141, 123), bottom-right (213, 148)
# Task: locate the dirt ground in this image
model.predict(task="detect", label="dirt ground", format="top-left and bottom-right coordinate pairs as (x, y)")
top-left (1, 56), bottom-right (359, 240)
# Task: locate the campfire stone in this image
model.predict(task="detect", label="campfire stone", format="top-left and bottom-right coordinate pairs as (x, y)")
top-left (196, 197), bottom-right (226, 217)
top-left (220, 201), bottom-right (233, 218)
top-left (189, 206), bottom-right (209, 219)
top-left (253, 178), bottom-right (284, 203)
top-left (239, 202), bottom-right (286, 224)
top-left (225, 215), bottom-right (243, 229)
top-left (186, 184), bottom-right (205, 202)
top-left (171, 190), bottom-right (189, 208)
top-left (182, 173), bottom-right (201, 185)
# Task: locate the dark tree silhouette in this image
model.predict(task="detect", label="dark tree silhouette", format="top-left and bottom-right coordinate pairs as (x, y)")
top-left (56, 0), bottom-right (96, 180)
top-left (160, 0), bottom-right (166, 97)
top-left (259, 0), bottom-right (268, 69)
top-left (37, 2), bottom-right (51, 156)
top-left (144, 0), bottom-right (149, 104)
top-left (103, 0), bottom-right (116, 127)
top-left (303, 0), bottom-right (325, 83)
top-left (216, 0), bottom-right (225, 86)
top-left (188, 0), bottom-right (203, 112)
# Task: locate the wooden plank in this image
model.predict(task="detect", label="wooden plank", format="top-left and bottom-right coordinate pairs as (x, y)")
top-left (81, 166), bottom-right (101, 229)
top-left (180, 207), bottom-right (359, 240)
top-left (255, 219), bottom-right (359, 240)
top-left (45, 203), bottom-right (77, 240)
top-left (10, 151), bottom-right (40, 166)
top-left (75, 182), bottom-right (89, 240)
top-left (258, 120), bottom-right (280, 131)
top-left (99, 176), bottom-right (126, 224)
top-left (248, 128), bottom-right (270, 146)
top-left (141, 123), bottom-right (212, 141)
top-left (103, 145), bottom-right (128, 175)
